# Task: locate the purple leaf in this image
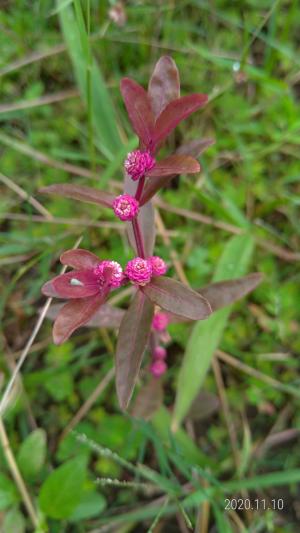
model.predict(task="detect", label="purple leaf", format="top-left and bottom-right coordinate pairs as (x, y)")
top-left (53, 294), bottom-right (104, 344)
top-left (176, 137), bottom-right (215, 157)
top-left (142, 277), bottom-right (212, 320)
top-left (146, 154), bottom-right (200, 178)
top-left (116, 290), bottom-right (154, 410)
top-left (120, 78), bottom-right (155, 150)
top-left (166, 273), bottom-right (264, 323)
top-left (148, 55), bottom-right (180, 119)
top-left (40, 184), bottom-right (114, 208)
top-left (199, 273), bottom-right (264, 312)
top-left (46, 302), bottom-right (125, 329)
top-left (60, 249), bottom-right (100, 270)
top-left (42, 270), bottom-right (100, 299)
top-left (131, 378), bottom-right (163, 420)
top-left (154, 93), bottom-right (208, 147)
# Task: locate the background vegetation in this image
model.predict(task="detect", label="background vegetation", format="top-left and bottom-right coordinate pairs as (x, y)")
top-left (0, 1), bottom-right (299, 531)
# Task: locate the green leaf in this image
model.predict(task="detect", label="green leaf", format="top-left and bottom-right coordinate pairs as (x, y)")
top-left (2, 507), bottom-right (25, 533)
top-left (0, 473), bottom-right (19, 510)
top-left (39, 457), bottom-right (86, 519)
top-left (70, 490), bottom-right (106, 521)
top-left (173, 234), bottom-right (255, 428)
top-left (57, 0), bottom-right (122, 160)
top-left (17, 429), bottom-right (47, 480)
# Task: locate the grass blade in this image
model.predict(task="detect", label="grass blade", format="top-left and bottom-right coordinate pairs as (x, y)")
top-left (173, 234), bottom-right (255, 429)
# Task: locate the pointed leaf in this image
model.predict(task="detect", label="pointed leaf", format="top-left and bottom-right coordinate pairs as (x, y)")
top-left (53, 294), bottom-right (104, 344)
top-left (167, 273), bottom-right (263, 323)
top-left (17, 429), bottom-right (47, 480)
top-left (142, 277), bottom-right (212, 320)
top-left (46, 302), bottom-right (124, 329)
top-left (146, 155), bottom-right (200, 178)
top-left (176, 137), bottom-right (215, 157)
top-left (60, 249), bottom-right (100, 270)
top-left (40, 184), bottom-right (114, 208)
top-left (42, 270), bottom-right (99, 299)
top-left (116, 290), bottom-right (154, 410)
top-left (199, 273), bottom-right (263, 312)
top-left (154, 94), bottom-right (208, 147)
top-left (148, 55), bottom-right (180, 118)
top-left (120, 78), bottom-right (155, 150)
top-left (131, 378), bottom-right (163, 420)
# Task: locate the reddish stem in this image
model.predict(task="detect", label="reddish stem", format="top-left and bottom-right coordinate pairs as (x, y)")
top-left (135, 175), bottom-right (145, 202)
top-left (132, 217), bottom-right (145, 258)
top-left (132, 175), bottom-right (146, 258)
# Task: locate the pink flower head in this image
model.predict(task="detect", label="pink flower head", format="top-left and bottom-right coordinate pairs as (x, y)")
top-left (154, 346), bottom-right (167, 359)
top-left (41, 249), bottom-right (123, 345)
top-left (152, 312), bottom-right (169, 332)
top-left (125, 257), bottom-right (152, 286)
top-left (149, 256), bottom-right (167, 276)
top-left (150, 359), bottom-right (167, 378)
top-left (124, 149), bottom-right (155, 181)
top-left (94, 260), bottom-right (123, 289)
top-left (113, 194), bottom-right (139, 221)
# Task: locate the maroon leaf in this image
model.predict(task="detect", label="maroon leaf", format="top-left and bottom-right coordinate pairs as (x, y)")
top-left (141, 137), bottom-right (213, 205)
top-left (146, 155), bottom-right (200, 178)
top-left (166, 273), bottom-right (264, 323)
top-left (46, 302), bottom-right (125, 329)
top-left (120, 78), bottom-right (155, 150)
top-left (148, 55), bottom-right (180, 119)
top-left (40, 184), bottom-right (114, 208)
top-left (131, 378), bottom-right (163, 420)
top-left (53, 294), bottom-right (104, 344)
top-left (116, 290), bottom-right (154, 410)
top-left (199, 273), bottom-right (264, 312)
top-left (60, 249), bottom-right (100, 270)
top-left (176, 137), bottom-right (215, 157)
top-left (154, 93), bottom-right (208, 147)
top-left (124, 172), bottom-right (156, 255)
top-left (142, 277), bottom-right (212, 320)
top-left (42, 270), bottom-right (99, 299)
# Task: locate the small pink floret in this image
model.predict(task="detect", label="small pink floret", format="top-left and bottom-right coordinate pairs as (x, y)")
top-left (113, 194), bottom-right (139, 221)
top-left (124, 149), bottom-right (155, 181)
top-left (152, 312), bottom-right (169, 332)
top-left (154, 346), bottom-right (167, 359)
top-left (150, 359), bottom-right (167, 378)
top-left (125, 257), bottom-right (152, 286)
top-left (94, 260), bottom-right (123, 289)
top-left (149, 256), bottom-right (167, 276)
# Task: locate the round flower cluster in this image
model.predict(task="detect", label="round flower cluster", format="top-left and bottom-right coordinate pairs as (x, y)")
top-left (94, 260), bottom-right (123, 289)
top-left (125, 257), bottom-right (152, 286)
top-left (124, 149), bottom-right (155, 181)
top-left (113, 194), bottom-right (139, 221)
top-left (150, 346), bottom-right (167, 378)
top-left (125, 256), bottom-right (167, 286)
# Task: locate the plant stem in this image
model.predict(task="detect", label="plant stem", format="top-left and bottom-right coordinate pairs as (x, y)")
top-left (132, 217), bottom-right (145, 258)
top-left (135, 175), bottom-right (145, 202)
top-left (132, 175), bottom-right (146, 257)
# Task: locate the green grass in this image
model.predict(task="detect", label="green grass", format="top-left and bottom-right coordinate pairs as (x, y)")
top-left (0, 1), bottom-right (299, 531)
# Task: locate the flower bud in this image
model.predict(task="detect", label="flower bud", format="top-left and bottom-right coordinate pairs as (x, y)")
top-left (149, 255), bottom-right (167, 276)
top-left (94, 260), bottom-right (123, 289)
top-left (125, 257), bottom-right (152, 286)
top-left (150, 359), bottom-right (167, 378)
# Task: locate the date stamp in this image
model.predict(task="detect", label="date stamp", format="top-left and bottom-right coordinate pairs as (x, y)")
top-left (224, 498), bottom-right (284, 511)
